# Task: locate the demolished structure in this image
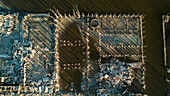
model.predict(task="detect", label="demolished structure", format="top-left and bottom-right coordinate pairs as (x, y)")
top-left (0, 10), bottom-right (146, 95)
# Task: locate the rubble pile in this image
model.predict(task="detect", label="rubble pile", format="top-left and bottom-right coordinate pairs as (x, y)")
top-left (98, 58), bottom-right (134, 88)
top-left (0, 12), bottom-right (18, 36)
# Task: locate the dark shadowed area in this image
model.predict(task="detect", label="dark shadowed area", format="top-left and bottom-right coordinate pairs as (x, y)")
top-left (1, 0), bottom-right (170, 95)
